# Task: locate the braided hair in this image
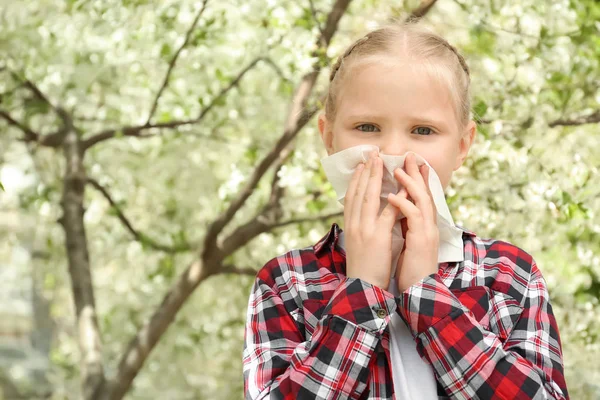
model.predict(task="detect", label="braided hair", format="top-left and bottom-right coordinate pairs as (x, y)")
top-left (325, 23), bottom-right (472, 127)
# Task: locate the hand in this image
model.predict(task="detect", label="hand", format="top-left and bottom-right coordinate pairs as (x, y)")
top-left (344, 150), bottom-right (401, 290)
top-left (387, 153), bottom-right (440, 292)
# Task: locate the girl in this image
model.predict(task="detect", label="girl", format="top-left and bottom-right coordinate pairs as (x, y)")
top-left (243, 22), bottom-right (568, 399)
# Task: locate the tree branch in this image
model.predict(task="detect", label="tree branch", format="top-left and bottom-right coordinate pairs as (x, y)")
top-left (217, 153), bottom-right (291, 258)
top-left (60, 127), bottom-right (105, 400)
top-left (12, 71), bottom-right (73, 126)
top-left (202, 0), bottom-right (353, 261)
top-left (268, 149), bottom-right (294, 209)
top-left (218, 265), bottom-right (258, 276)
top-left (9, 71), bottom-right (75, 146)
top-left (549, 110), bottom-right (600, 127)
top-left (203, 100), bottom-right (321, 260)
top-left (405, 0), bottom-right (439, 21)
top-left (262, 57), bottom-right (292, 83)
top-left (216, 211), bottom-right (344, 276)
top-left (104, 259), bottom-right (211, 400)
top-left (0, 109), bottom-right (39, 142)
top-left (1, 74), bottom-right (75, 147)
top-left (269, 211), bottom-right (343, 230)
top-left (145, 0), bottom-right (210, 125)
top-left (81, 56), bottom-right (263, 150)
top-left (86, 178), bottom-right (192, 253)
top-left (0, 107), bottom-right (72, 147)
top-left (220, 208), bottom-right (343, 257)
top-left (106, 3), bottom-right (354, 399)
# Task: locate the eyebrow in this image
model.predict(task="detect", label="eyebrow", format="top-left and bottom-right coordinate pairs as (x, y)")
top-left (344, 113), bottom-right (390, 122)
top-left (409, 116), bottom-right (449, 128)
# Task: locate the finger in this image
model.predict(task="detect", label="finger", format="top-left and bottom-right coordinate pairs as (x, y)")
top-left (377, 198), bottom-right (401, 231)
top-left (388, 192), bottom-right (427, 235)
top-left (420, 164), bottom-right (437, 224)
top-left (419, 164), bottom-right (432, 195)
top-left (362, 155), bottom-right (383, 225)
top-left (405, 153), bottom-right (427, 190)
top-left (352, 153), bottom-right (374, 226)
top-left (393, 167), bottom-right (433, 222)
top-left (345, 162), bottom-right (364, 214)
top-left (387, 190), bottom-right (420, 222)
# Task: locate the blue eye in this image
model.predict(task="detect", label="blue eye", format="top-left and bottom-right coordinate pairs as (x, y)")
top-left (356, 124), bottom-right (380, 133)
top-left (413, 126), bottom-right (434, 135)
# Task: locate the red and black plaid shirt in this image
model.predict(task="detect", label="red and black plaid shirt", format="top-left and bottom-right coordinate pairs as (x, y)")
top-left (243, 223), bottom-right (568, 399)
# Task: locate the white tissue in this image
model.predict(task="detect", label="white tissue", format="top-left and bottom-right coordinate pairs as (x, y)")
top-left (321, 144), bottom-right (464, 265)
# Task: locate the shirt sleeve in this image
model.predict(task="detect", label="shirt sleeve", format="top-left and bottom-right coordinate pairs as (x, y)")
top-left (397, 261), bottom-right (568, 400)
top-left (243, 272), bottom-right (397, 400)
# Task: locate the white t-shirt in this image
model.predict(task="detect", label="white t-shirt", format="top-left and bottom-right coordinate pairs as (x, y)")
top-left (339, 231), bottom-right (438, 399)
top-left (386, 278), bottom-right (438, 399)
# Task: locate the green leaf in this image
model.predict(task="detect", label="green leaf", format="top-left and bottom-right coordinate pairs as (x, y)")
top-left (160, 43), bottom-right (171, 60)
top-left (473, 99), bottom-right (488, 120)
top-left (215, 68), bottom-right (227, 82)
top-left (213, 95), bottom-right (227, 107)
top-left (24, 98), bottom-right (50, 120)
top-left (158, 111), bottom-right (172, 123)
top-left (204, 16), bottom-right (217, 28)
top-left (192, 29), bottom-right (208, 45)
top-left (244, 144), bottom-right (259, 163)
top-left (477, 123), bottom-right (490, 140)
top-left (307, 198), bottom-right (327, 213)
top-left (467, 25), bottom-right (496, 56)
top-left (172, 229), bottom-right (189, 249)
top-left (0, 181), bottom-right (4, 191)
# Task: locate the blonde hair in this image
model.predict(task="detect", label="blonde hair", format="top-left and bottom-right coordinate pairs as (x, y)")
top-left (325, 22), bottom-right (471, 129)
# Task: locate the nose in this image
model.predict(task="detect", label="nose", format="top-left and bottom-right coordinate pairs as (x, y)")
top-left (380, 134), bottom-right (407, 156)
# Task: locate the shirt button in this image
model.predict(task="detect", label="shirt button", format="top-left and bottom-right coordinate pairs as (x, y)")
top-left (376, 308), bottom-right (387, 319)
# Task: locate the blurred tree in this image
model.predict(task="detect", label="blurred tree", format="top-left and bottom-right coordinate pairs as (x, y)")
top-left (0, 0), bottom-right (598, 399)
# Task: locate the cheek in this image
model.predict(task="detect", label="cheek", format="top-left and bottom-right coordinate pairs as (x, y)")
top-left (332, 130), bottom-right (364, 152)
top-left (331, 134), bottom-right (343, 153)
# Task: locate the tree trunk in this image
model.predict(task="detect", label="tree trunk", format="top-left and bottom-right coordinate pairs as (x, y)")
top-left (61, 129), bottom-right (105, 400)
top-left (105, 259), bottom-right (211, 400)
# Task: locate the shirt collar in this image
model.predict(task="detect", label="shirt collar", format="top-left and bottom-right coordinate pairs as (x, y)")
top-left (314, 222), bottom-right (343, 257)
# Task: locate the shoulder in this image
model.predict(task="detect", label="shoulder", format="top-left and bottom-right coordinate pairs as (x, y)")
top-left (460, 229), bottom-right (542, 301)
top-left (254, 245), bottom-right (322, 297)
top-left (474, 236), bottom-right (536, 274)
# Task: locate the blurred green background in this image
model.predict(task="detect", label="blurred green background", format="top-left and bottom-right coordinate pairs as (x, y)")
top-left (0, 0), bottom-right (599, 399)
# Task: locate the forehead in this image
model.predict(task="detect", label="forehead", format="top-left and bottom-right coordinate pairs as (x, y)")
top-left (336, 60), bottom-right (460, 128)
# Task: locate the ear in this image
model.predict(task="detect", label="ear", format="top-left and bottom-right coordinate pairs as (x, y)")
top-left (454, 120), bottom-right (477, 171)
top-left (318, 113), bottom-right (335, 155)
